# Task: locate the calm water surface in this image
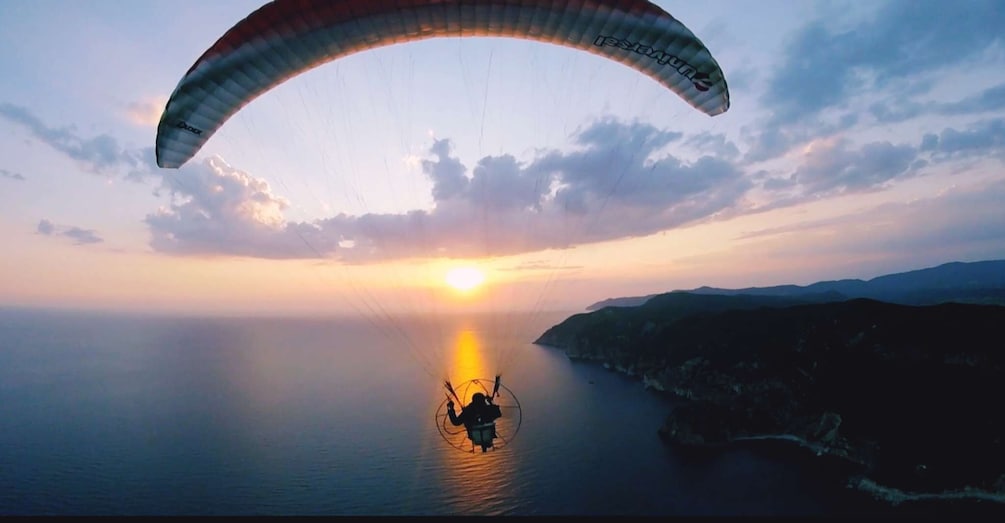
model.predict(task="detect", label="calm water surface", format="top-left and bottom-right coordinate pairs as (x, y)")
top-left (0, 308), bottom-right (884, 515)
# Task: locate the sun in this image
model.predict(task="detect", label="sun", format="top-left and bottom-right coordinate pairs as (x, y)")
top-left (445, 267), bottom-right (485, 293)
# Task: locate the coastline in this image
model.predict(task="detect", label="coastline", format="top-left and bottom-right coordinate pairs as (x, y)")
top-left (550, 343), bottom-right (1005, 513)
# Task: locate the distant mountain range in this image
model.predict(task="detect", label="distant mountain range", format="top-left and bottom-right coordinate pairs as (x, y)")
top-left (586, 259), bottom-right (1005, 310)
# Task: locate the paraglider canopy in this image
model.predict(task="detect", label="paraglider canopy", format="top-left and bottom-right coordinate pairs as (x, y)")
top-left (156, 0), bottom-right (730, 169)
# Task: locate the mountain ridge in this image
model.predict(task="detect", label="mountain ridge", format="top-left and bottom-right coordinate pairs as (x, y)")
top-left (586, 259), bottom-right (1005, 310)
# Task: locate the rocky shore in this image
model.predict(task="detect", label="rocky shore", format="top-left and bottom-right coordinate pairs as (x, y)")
top-left (535, 293), bottom-right (1005, 512)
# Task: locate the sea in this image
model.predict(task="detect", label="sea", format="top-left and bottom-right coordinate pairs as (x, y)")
top-left (0, 307), bottom-right (896, 516)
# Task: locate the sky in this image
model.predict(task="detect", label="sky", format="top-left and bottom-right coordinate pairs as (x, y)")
top-left (1, 0), bottom-right (1004, 318)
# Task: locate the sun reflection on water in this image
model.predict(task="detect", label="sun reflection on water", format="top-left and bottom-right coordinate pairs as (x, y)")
top-left (438, 324), bottom-right (520, 515)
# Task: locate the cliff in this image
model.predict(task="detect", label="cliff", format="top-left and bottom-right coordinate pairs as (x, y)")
top-left (535, 294), bottom-right (1005, 510)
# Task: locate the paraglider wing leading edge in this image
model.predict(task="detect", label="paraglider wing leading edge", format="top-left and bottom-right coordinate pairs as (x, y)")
top-left (155, 0), bottom-right (730, 169)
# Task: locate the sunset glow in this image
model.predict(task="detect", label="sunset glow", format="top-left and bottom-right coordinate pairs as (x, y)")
top-left (445, 267), bottom-right (485, 293)
top-left (1, 1), bottom-right (1003, 316)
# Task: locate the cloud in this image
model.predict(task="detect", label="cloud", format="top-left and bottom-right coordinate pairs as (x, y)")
top-left (763, 0), bottom-right (1005, 125)
top-left (763, 21), bottom-right (855, 125)
top-left (36, 219), bottom-right (54, 235)
top-left (0, 103), bottom-right (155, 179)
top-left (35, 219), bottom-right (103, 245)
top-left (787, 137), bottom-right (919, 195)
top-left (870, 82), bottom-right (1005, 124)
top-left (125, 97), bottom-right (168, 127)
top-left (685, 132), bottom-right (741, 160)
top-left (868, 99), bottom-right (926, 124)
top-left (141, 113), bottom-right (1004, 264)
top-left (63, 227), bottom-right (104, 245)
top-left (922, 117), bottom-right (1005, 162)
top-left (750, 134), bottom-right (931, 216)
top-left (737, 177), bottom-right (1005, 270)
top-left (498, 260), bottom-right (584, 272)
top-left (743, 0), bottom-right (1005, 162)
top-left (144, 119), bottom-right (750, 262)
top-left (941, 82), bottom-right (1005, 115)
top-left (746, 108), bottom-right (1005, 215)
top-left (145, 156), bottom-right (319, 259)
top-left (1, 168), bottom-right (26, 181)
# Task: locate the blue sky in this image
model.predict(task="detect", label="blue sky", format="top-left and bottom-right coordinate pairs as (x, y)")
top-left (1, 0), bottom-right (1004, 315)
